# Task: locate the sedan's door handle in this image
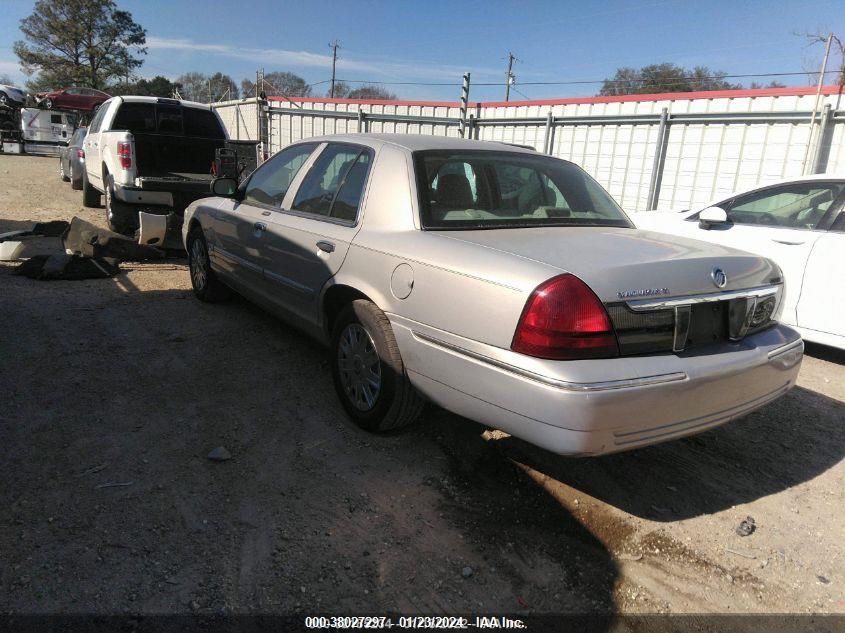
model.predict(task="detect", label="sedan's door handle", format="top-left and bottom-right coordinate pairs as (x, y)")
top-left (316, 240), bottom-right (335, 253)
top-left (771, 238), bottom-right (805, 246)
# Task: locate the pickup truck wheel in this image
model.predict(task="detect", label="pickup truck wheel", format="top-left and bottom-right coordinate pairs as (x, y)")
top-left (59, 159), bottom-right (70, 182)
top-left (81, 170), bottom-right (100, 208)
top-left (104, 184), bottom-right (136, 236)
top-left (331, 300), bottom-right (425, 432)
top-left (187, 227), bottom-right (230, 302)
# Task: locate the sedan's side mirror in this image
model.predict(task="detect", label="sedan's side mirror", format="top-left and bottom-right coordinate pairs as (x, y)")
top-left (211, 177), bottom-right (239, 197)
top-left (699, 206), bottom-right (729, 230)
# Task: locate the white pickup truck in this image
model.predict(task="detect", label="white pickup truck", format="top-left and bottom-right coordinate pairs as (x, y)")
top-left (82, 96), bottom-right (228, 238)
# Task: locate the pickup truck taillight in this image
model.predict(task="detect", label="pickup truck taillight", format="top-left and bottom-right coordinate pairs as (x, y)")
top-left (511, 274), bottom-right (619, 360)
top-left (117, 142), bottom-right (131, 169)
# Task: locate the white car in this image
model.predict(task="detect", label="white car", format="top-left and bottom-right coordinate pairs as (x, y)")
top-left (633, 175), bottom-right (845, 350)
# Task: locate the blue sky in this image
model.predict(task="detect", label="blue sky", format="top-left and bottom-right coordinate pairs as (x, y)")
top-left (1, 0), bottom-right (844, 101)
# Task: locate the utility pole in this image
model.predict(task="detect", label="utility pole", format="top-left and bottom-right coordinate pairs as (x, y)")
top-left (802, 33), bottom-right (833, 174)
top-left (329, 40), bottom-right (340, 98)
top-left (504, 51), bottom-right (516, 101)
top-left (458, 72), bottom-right (471, 138)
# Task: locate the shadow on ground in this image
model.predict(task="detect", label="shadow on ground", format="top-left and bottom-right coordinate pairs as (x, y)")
top-left (805, 341), bottom-right (845, 365)
top-left (0, 267), bottom-right (617, 622)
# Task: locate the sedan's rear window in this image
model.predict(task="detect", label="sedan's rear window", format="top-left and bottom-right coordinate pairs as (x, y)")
top-left (414, 150), bottom-right (632, 230)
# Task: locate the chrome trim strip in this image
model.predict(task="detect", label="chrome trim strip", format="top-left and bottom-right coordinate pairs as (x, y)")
top-left (673, 305), bottom-right (691, 352)
top-left (412, 331), bottom-right (688, 392)
top-left (768, 338), bottom-right (804, 361)
top-left (626, 285), bottom-right (779, 311)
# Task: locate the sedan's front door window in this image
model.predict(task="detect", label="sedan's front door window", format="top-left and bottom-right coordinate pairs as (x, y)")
top-left (724, 183), bottom-right (845, 230)
top-left (292, 144), bottom-right (371, 221)
top-left (243, 143), bottom-right (317, 207)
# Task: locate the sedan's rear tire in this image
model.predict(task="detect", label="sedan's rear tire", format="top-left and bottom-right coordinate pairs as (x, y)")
top-left (331, 300), bottom-right (425, 432)
top-left (70, 165), bottom-right (83, 191)
top-left (187, 226), bottom-right (230, 303)
top-left (81, 170), bottom-right (100, 208)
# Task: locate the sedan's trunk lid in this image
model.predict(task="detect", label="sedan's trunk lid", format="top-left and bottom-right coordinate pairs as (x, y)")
top-left (432, 226), bottom-right (781, 302)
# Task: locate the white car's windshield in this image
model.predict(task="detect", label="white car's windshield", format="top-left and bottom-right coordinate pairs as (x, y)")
top-left (414, 150), bottom-right (632, 230)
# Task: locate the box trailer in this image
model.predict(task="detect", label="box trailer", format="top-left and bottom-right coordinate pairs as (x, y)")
top-left (20, 108), bottom-right (77, 156)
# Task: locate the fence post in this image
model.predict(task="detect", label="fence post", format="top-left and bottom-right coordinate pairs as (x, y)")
top-left (543, 110), bottom-right (554, 154)
top-left (812, 104), bottom-right (833, 174)
top-left (357, 109), bottom-right (366, 133)
top-left (646, 108), bottom-right (669, 210)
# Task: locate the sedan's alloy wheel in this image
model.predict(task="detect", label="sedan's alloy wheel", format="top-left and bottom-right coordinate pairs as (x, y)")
top-left (190, 238), bottom-right (208, 291)
top-left (337, 323), bottom-right (382, 411)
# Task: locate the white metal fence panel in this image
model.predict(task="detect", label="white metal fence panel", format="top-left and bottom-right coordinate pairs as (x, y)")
top-left (212, 89), bottom-right (845, 211)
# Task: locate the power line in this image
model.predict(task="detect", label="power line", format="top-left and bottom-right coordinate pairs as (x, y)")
top-left (334, 70), bottom-right (844, 89)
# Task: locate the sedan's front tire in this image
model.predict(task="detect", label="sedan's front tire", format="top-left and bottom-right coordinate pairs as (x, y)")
top-left (59, 158), bottom-right (70, 182)
top-left (331, 300), bottom-right (424, 432)
top-left (187, 226), bottom-right (230, 303)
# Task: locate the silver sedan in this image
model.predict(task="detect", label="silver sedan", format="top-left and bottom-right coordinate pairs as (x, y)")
top-left (58, 126), bottom-right (87, 190)
top-left (183, 134), bottom-right (803, 456)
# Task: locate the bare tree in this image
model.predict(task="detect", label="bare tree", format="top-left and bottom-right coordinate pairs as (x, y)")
top-left (242, 72), bottom-right (311, 99)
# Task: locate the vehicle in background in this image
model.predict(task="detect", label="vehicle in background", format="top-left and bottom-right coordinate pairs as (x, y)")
top-left (82, 96), bottom-right (228, 240)
top-left (19, 108), bottom-right (77, 156)
top-left (0, 83), bottom-right (27, 107)
top-left (58, 126), bottom-right (87, 190)
top-left (35, 87), bottom-right (110, 112)
top-left (183, 134), bottom-right (803, 457)
top-left (632, 175), bottom-right (845, 351)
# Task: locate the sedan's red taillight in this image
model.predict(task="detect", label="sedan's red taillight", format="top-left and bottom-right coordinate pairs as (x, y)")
top-left (511, 274), bottom-right (619, 360)
top-left (117, 142), bottom-right (131, 169)
top-left (76, 148), bottom-right (84, 159)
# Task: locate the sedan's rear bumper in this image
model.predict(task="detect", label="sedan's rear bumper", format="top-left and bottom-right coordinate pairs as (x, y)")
top-left (390, 315), bottom-right (802, 456)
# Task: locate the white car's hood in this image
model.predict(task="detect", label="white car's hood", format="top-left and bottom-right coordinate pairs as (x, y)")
top-left (433, 226), bottom-right (780, 302)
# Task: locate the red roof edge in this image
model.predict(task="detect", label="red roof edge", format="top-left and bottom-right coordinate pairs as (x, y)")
top-left (267, 85), bottom-right (845, 109)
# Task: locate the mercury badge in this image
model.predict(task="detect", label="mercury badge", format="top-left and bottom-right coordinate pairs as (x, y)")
top-left (711, 267), bottom-right (728, 288)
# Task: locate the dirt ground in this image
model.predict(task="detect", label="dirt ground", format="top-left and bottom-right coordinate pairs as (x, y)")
top-left (1, 154), bottom-right (844, 619)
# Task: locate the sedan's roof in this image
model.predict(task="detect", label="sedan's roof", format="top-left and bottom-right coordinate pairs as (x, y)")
top-left (299, 133), bottom-right (540, 154)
